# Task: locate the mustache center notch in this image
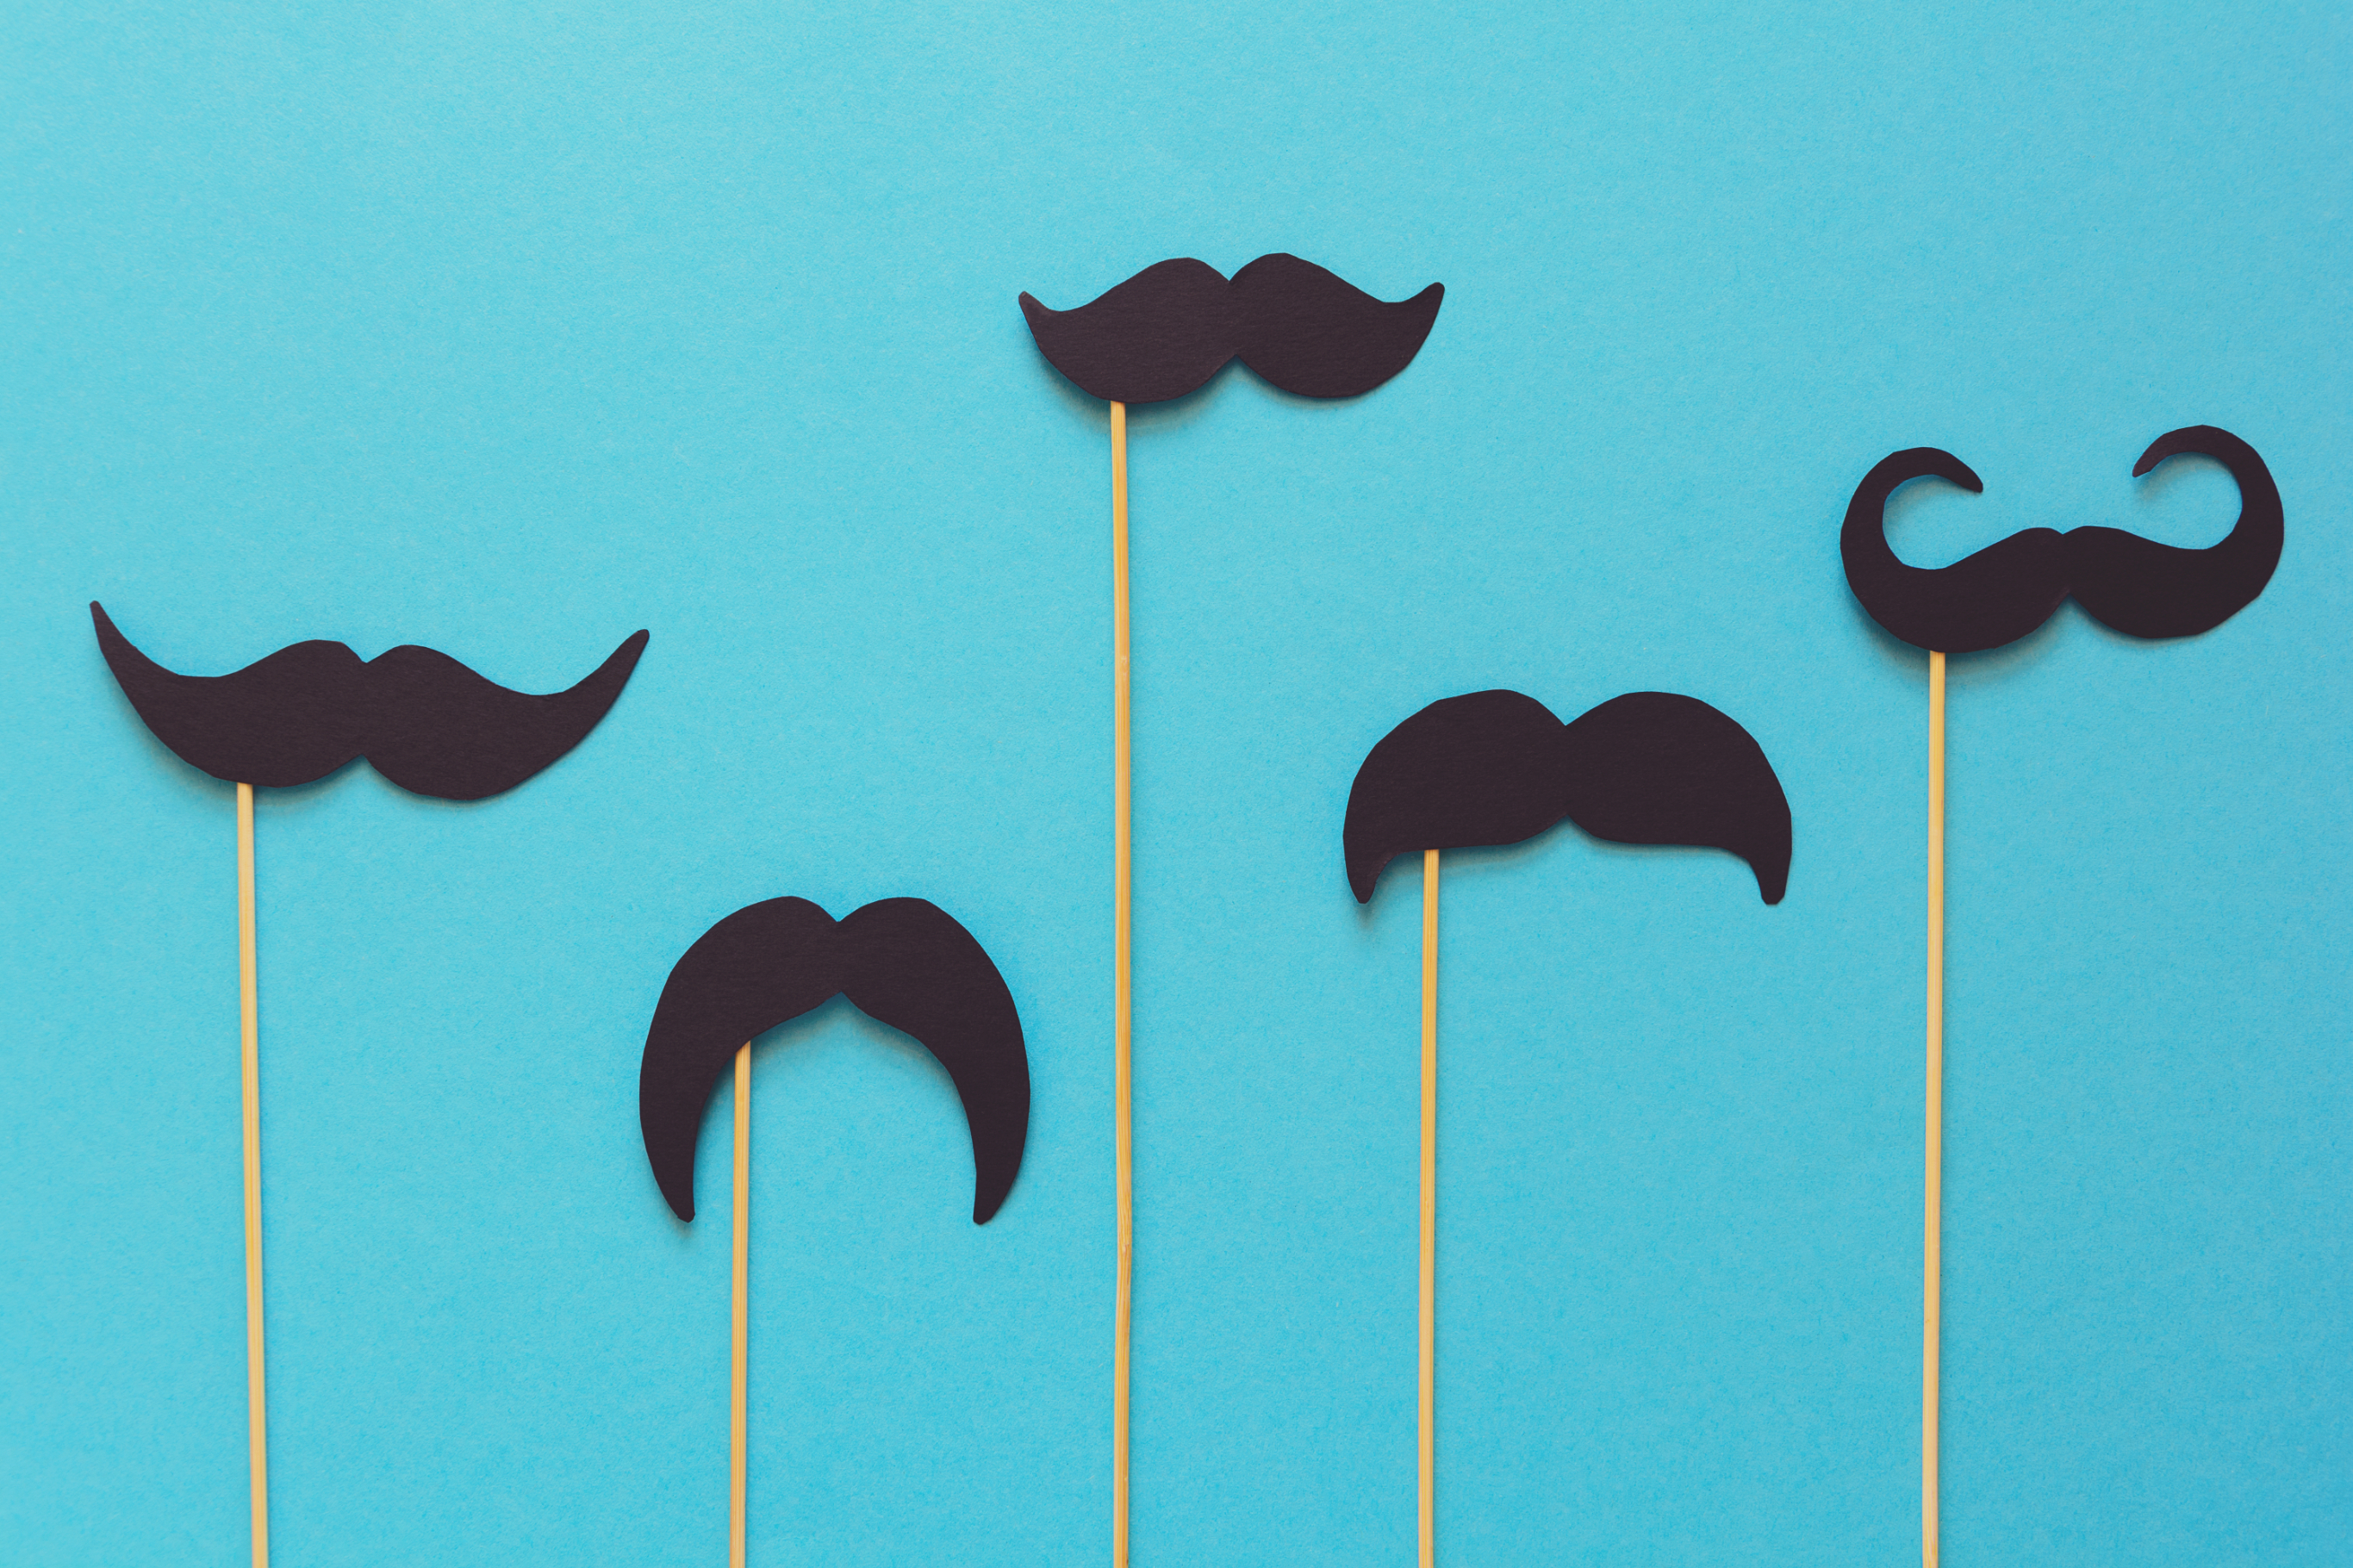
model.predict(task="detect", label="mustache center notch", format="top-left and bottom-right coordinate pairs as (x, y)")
top-left (91, 603), bottom-right (648, 800)
top-left (1840, 426), bottom-right (2282, 654)
top-left (1345, 689), bottom-right (1792, 905)
top-left (638, 897), bottom-right (1031, 1225)
top-left (1018, 253), bottom-right (1444, 405)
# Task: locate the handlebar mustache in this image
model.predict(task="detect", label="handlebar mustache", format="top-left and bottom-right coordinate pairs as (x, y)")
top-left (1840, 426), bottom-right (2281, 655)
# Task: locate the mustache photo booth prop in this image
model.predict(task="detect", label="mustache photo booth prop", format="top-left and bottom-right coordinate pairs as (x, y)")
top-left (91, 602), bottom-right (646, 1568)
top-left (93, 603), bottom-right (648, 798)
top-left (637, 896), bottom-right (1030, 1564)
top-left (1345, 687), bottom-right (1790, 1565)
top-left (1841, 426), bottom-right (2281, 655)
top-left (1018, 249), bottom-right (1442, 1565)
top-left (1018, 253), bottom-right (1444, 405)
top-left (1837, 424), bottom-right (2281, 1568)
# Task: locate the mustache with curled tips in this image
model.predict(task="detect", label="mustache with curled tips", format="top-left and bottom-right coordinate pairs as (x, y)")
top-left (638, 896), bottom-right (1030, 1226)
top-left (1018, 253), bottom-right (1443, 405)
top-left (1841, 426), bottom-right (2282, 655)
top-left (91, 603), bottom-right (647, 800)
top-left (1344, 690), bottom-right (1792, 905)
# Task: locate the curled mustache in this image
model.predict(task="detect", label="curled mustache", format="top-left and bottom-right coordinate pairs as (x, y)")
top-left (1018, 253), bottom-right (1443, 405)
top-left (638, 896), bottom-right (1030, 1225)
top-left (91, 603), bottom-right (647, 801)
top-left (1345, 690), bottom-right (1792, 905)
top-left (1842, 426), bottom-right (2282, 655)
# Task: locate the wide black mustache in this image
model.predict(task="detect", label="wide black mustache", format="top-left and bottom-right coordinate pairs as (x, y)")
top-left (1345, 690), bottom-right (1791, 905)
top-left (638, 896), bottom-right (1030, 1226)
top-left (91, 603), bottom-right (647, 800)
top-left (1841, 426), bottom-right (2282, 655)
top-left (1018, 253), bottom-right (1443, 405)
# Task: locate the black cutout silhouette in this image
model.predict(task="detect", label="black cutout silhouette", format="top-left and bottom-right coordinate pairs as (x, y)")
top-left (638, 897), bottom-right (1030, 1225)
top-left (1345, 690), bottom-right (1791, 905)
top-left (91, 603), bottom-right (647, 800)
top-left (1840, 426), bottom-right (2281, 655)
top-left (1019, 254), bottom-right (1443, 405)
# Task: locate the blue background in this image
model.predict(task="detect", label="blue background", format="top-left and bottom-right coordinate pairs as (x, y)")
top-left (3, 2), bottom-right (2347, 1562)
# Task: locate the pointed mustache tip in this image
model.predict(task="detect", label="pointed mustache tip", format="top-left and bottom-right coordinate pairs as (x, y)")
top-left (2131, 426), bottom-right (2215, 477)
top-left (1886, 448), bottom-right (1983, 497)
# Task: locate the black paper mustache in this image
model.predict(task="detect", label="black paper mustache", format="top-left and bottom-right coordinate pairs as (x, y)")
top-left (1841, 425), bottom-right (2282, 655)
top-left (1018, 253), bottom-right (1444, 405)
top-left (1345, 690), bottom-right (1791, 905)
top-left (638, 896), bottom-right (1030, 1225)
top-left (91, 603), bottom-right (647, 801)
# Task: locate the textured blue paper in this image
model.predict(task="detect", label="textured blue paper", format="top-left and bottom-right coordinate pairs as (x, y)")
top-left (2, 2), bottom-right (2347, 1564)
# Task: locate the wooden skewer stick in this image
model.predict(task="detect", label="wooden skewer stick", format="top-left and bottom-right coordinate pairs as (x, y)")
top-left (237, 783), bottom-right (270, 1568)
top-left (1110, 400), bottom-right (1134, 1568)
top-left (1420, 850), bottom-right (1439, 1568)
top-left (732, 1042), bottom-right (750, 1568)
top-left (1923, 652), bottom-right (1945, 1568)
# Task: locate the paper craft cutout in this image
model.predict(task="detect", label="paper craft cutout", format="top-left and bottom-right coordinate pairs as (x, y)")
top-left (638, 894), bottom-right (1030, 1561)
top-left (1837, 425), bottom-right (2283, 1567)
top-left (1020, 254), bottom-right (1444, 404)
top-left (1841, 426), bottom-right (2281, 654)
top-left (92, 601), bottom-right (647, 1568)
top-left (1345, 684), bottom-right (1790, 1565)
top-left (638, 895), bottom-right (1030, 1224)
top-left (1019, 249), bottom-right (1442, 1565)
top-left (92, 602), bottom-right (649, 800)
top-left (1346, 689), bottom-right (1791, 905)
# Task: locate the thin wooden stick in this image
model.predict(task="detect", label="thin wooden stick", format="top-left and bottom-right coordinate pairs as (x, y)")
top-left (237, 783), bottom-right (269, 1568)
top-left (732, 1042), bottom-right (750, 1568)
top-left (1923, 652), bottom-right (1945, 1568)
top-left (1111, 400), bottom-right (1133, 1568)
top-left (1420, 849), bottom-right (1439, 1568)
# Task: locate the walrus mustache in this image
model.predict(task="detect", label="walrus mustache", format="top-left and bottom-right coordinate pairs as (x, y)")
top-left (638, 896), bottom-right (1030, 1226)
top-left (1841, 425), bottom-right (2282, 655)
top-left (1018, 253), bottom-right (1444, 405)
top-left (1345, 690), bottom-right (1792, 905)
top-left (91, 602), bottom-right (648, 801)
